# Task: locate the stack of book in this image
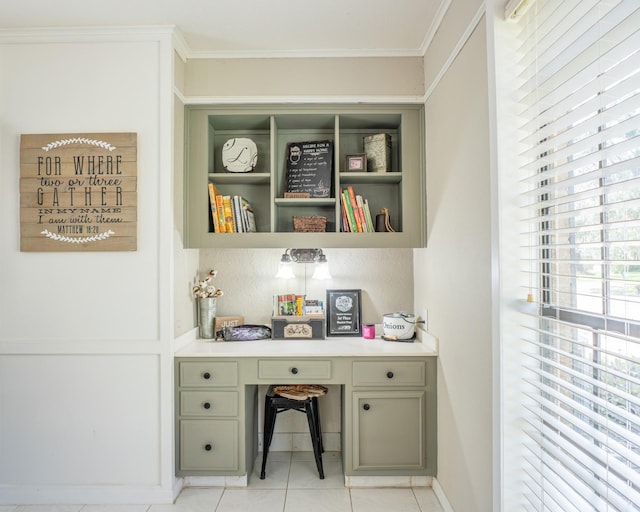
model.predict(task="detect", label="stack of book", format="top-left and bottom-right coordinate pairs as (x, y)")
top-left (208, 183), bottom-right (257, 233)
top-left (340, 186), bottom-right (375, 232)
top-left (273, 295), bottom-right (325, 316)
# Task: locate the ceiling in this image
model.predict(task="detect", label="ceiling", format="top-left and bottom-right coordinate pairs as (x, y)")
top-left (0, 0), bottom-right (447, 58)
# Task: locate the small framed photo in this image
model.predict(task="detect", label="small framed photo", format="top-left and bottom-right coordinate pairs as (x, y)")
top-left (326, 289), bottom-right (362, 337)
top-left (345, 154), bottom-right (367, 172)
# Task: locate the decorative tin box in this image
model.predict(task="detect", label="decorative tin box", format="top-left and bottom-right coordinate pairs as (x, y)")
top-left (272, 315), bottom-right (325, 339)
top-left (363, 133), bottom-right (392, 172)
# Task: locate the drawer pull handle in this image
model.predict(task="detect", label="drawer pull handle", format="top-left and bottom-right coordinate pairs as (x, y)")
top-left (387, 371), bottom-right (394, 379)
top-left (203, 402), bottom-right (211, 409)
top-left (363, 403), bottom-right (371, 411)
top-left (290, 367), bottom-right (299, 375)
top-left (203, 372), bottom-right (211, 380)
top-left (204, 444), bottom-right (213, 451)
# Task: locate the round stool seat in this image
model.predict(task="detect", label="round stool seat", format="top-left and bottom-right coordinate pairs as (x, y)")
top-left (273, 384), bottom-right (328, 400)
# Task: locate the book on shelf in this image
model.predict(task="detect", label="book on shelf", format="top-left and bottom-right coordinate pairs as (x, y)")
top-left (222, 195), bottom-right (236, 233)
top-left (208, 183), bottom-right (222, 233)
top-left (215, 194), bottom-right (227, 232)
top-left (208, 186), bottom-right (258, 233)
top-left (232, 196), bottom-right (244, 233)
top-left (341, 186), bottom-right (376, 233)
top-left (241, 197), bottom-right (257, 232)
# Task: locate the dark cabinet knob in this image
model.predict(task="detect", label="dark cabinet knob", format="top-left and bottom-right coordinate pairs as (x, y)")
top-left (386, 371), bottom-right (394, 379)
top-left (203, 402), bottom-right (211, 409)
top-left (363, 403), bottom-right (370, 411)
top-left (203, 372), bottom-right (211, 380)
top-left (204, 444), bottom-right (212, 451)
top-left (291, 367), bottom-right (299, 374)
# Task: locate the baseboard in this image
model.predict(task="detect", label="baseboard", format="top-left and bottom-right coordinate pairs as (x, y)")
top-left (432, 478), bottom-right (455, 512)
top-left (0, 484), bottom-right (175, 505)
top-left (345, 475), bottom-right (433, 488)
top-left (182, 474), bottom-right (248, 488)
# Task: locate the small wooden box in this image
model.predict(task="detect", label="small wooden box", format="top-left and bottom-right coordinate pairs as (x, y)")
top-left (272, 315), bottom-right (325, 339)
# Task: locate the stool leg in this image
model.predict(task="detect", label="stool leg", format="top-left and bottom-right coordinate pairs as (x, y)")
top-left (305, 399), bottom-right (324, 479)
top-left (260, 395), bottom-right (277, 479)
top-left (312, 396), bottom-right (324, 454)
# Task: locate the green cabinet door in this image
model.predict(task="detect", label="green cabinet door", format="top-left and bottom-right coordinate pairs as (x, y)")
top-left (352, 390), bottom-right (426, 471)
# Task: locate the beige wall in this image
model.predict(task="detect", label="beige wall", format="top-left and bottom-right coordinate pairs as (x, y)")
top-left (423, 0), bottom-right (485, 91)
top-left (184, 57), bottom-right (424, 97)
top-left (415, 17), bottom-right (492, 512)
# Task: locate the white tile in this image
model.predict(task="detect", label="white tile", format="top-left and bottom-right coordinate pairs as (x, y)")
top-left (82, 507), bottom-right (149, 512)
top-left (247, 460), bottom-right (289, 489)
top-left (284, 489), bottom-right (351, 512)
top-left (147, 505), bottom-right (193, 512)
top-left (174, 487), bottom-right (224, 511)
top-left (16, 507), bottom-right (82, 512)
top-left (215, 489), bottom-right (285, 512)
top-left (350, 488), bottom-right (421, 512)
top-left (412, 488), bottom-right (444, 512)
top-left (257, 451), bottom-right (292, 463)
top-left (291, 451), bottom-right (341, 462)
top-left (287, 461), bottom-right (344, 489)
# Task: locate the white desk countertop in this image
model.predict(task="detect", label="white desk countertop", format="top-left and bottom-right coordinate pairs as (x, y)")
top-left (175, 331), bottom-right (438, 358)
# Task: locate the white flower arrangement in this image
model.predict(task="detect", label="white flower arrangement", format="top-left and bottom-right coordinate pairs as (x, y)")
top-left (192, 269), bottom-right (224, 299)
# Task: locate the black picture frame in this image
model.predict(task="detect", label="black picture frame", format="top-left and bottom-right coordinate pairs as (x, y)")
top-left (345, 153), bottom-right (367, 172)
top-left (326, 289), bottom-right (362, 337)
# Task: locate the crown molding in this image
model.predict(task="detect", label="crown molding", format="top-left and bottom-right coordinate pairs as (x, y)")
top-left (0, 25), bottom-right (175, 44)
top-left (184, 47), bottom-right (425, 60)
top-left (422, 2), bottom-right (486, 103)
top-left (419, 0), bottom-right (453, 56)
top-left (176, 91), bottom-right (425, 105)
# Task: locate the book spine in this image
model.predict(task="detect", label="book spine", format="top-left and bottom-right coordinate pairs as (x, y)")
top-left (222, 195), bottom-right (236, 232)
top-left (364, 199), bottom-right (375, 233)
top-left (215, 194), bottom-right (227, 233)
top-left (356, 194), bottom-right (370, 232)
top-left (208, 183), bottom-right (220, 233)
top-left (233, 196), bottom-right (244, 232)
top-left (341, 189), bottom-right (357, 232)
top-left (347, 186), bottom-right (363, 232)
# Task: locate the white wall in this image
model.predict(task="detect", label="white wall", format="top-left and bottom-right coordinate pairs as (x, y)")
top-left (0, 29), bottom-right (176, 504)
top-left (414, 14), bottom-right (493, 512)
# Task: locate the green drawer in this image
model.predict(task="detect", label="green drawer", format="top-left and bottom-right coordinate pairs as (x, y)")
top-left (352, 361), bottom-right (426, 387)
top-left (179, 361), bottom-right (238, 387)
top-left (258, 359), bottom-right (332, 381)
top-left (180, 391), bottom-right (238, 417)
top-left (179, 419), bottom-right (238, 472)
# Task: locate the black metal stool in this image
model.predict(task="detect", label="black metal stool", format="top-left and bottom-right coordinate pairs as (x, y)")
top-left (260, 384), bottom-right (327, 479)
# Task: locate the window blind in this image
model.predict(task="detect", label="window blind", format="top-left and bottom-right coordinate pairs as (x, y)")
top-left (516, 0), bottom-right (640, 510)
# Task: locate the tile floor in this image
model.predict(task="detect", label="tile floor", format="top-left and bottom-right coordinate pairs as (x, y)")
top-left (0, 452), bottom-right (444, 512)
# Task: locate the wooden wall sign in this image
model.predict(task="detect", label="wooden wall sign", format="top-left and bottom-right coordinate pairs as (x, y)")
top-left (19, 132), bottom-right (137, 252)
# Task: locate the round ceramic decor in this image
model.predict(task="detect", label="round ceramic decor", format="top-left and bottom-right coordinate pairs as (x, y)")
top-left (222, 137), bottom-right (258, 172)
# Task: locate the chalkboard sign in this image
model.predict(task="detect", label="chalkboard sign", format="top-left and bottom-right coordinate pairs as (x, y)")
top-left (326, 289), bottom-right (362, 337)
top-left (285, 140), bottom-right (333, 198)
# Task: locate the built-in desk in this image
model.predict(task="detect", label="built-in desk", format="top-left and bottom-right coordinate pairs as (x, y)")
top-left (174, 335), bottom-right (437, 485)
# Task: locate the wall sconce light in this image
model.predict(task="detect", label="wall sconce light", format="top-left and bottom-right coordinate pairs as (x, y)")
top-left (275, 249), bottom-right (332, 280)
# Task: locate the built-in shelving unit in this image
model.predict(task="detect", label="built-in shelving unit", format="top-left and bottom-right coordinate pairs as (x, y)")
top-left (184, 104), bottom-right (425, 248)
